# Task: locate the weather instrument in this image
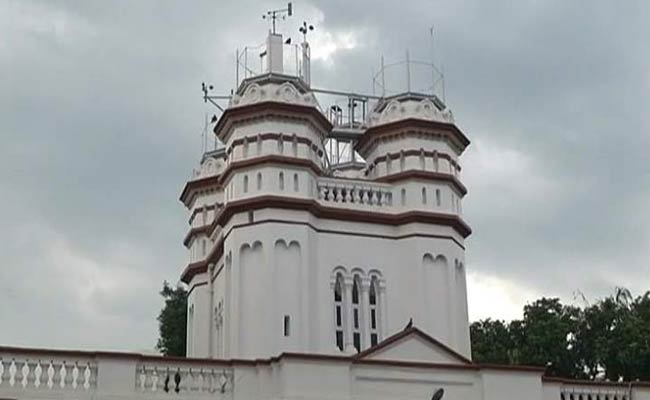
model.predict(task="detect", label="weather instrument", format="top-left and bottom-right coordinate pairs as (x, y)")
top-left (263, 3), bottom-right (293, 34)
top-left (299, 20), bottom-right (314, 43)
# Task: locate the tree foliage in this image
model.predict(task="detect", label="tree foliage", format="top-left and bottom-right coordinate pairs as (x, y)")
top-left (156, 281), bottom-right (187, 356)
top-left (470, 289), bottom-right (650, 381)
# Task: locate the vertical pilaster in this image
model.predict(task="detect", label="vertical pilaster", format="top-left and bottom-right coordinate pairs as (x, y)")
top-left (343, 276), bottom-right (355, 353)
top-left (379, 280), bottom-right (388, 340)
top-left (360, 277), bottom-right (371, 350)
top-left (208, 263), bottom-right (215, 358)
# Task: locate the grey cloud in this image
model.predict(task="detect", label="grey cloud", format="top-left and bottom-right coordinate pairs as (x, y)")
top-left (1, 0), bottom-right (649, 350)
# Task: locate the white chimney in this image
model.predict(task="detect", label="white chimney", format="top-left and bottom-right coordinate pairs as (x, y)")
top-left (266, 33), bottom-right (284, 74)
top-left (301, 41), bottom-right (311, 85)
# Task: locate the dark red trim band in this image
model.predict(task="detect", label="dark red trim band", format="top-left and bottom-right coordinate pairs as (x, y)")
top-left (180, 196), bottom-right (470, 283)
top-left (213, 101), bottom-right (333, 141)
top-left (375, 170), bottom-right (468, 196)
top-left (356, 118), bottom-right (470, 154)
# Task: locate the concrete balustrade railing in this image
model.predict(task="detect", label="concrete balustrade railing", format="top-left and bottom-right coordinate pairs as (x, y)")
top-left (560, 386), bottom-right (631, 400)
top-left (0, 356), bottom-right (96, 391)
top-left (317, 177), bottom-right (393, 208)
top-left (0, 347), bottom-right (236, 400)
top-left (136, 361), bottom-right (233, 395)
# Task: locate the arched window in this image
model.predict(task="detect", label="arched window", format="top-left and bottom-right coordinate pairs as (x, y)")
top-left (243, 175), bottom-right (249, 193)
top-left (257, 172), bottom-right (262, 190)
top-left (293, 173), bottom-right (299, 192)
top-left (279, 172), bottom-right (285, 190)
top-left (419, 149), bottom-right (425, 170)
top-left (352, 276), bottom-right (361, 352)
top-left (401, 188), bottom-right (406, 206)
top-left (433, 151), bottom-right (439, 172)
top-left (400, 151), bottom-right (405, 171)
top-left (421, 187), bottom-right (427, 204)
top-left (334, 274), bottom-right (344, 351)
top-left (369, 276), bottom-right (380, 346)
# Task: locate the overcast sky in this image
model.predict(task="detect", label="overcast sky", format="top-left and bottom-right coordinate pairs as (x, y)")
top-left (2, 0), bottom-right (649, 352)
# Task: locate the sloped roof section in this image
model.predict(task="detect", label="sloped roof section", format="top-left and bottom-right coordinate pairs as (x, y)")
top-left (354, 326), bottom-right (472, 365)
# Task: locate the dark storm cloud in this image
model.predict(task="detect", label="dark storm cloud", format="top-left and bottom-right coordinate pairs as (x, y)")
top-left (1, 0), bottom-right (649, 349)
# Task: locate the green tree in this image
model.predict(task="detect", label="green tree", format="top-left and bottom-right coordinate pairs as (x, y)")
top-left (470, 319), bottom-right (514, 364)
top-left (470, 289), bottom-right (650, 381)
top-left (516, 298), bottom-right (582, 378)
top-left (156, 281), bottom-right (187, 356)
top-left (576, 289), bottom-right (650, 381)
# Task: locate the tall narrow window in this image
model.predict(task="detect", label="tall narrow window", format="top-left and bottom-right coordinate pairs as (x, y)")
top-left (352, 277), bottom-right (361, 352)
top-left (421, 187), bottom-right (427, 204)
top-left (293, 173), bottom-right (299, 192)
top-left (278, 136), bottom-right (284, 154)
top-left (187, 304), bottom-right (195, 354)
top-left (243, 137), bottom-right (249, 158)
top-left (433, 151), bottom-right (439, 172)
top-left (401, 189), bottom-right (406, 206)
top-left (369, 277), bottom-right (379, 347)
top-left (386, 155), bottom-right (392, 174)
top-left (419, 149), bottom-right (425, 170)
top-left (279, 172), bottom-right (285, 190)
top-left (436, 189), bottom-right (441, 207)
top-left (243, 175), bottom-right (249, 193)
top-left (284, 315), bottom-right (290, 337)
top-left (400, 152), bottom-right (405, 171)
top-left (334, 275), bottom-right (344, 351)
top-left (292, 134), bottom-right (298, 156)
top-left (257, 172), bottom-right (262, 190)
top-left (256, 134), bottom-right (262, 155)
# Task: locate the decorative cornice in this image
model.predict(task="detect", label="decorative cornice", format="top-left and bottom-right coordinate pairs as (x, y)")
top-left (217, 155), bottom-right (323, 187)
top-left (213, 101), bottom-right (333, 143)
top-left (181, 195), bottom-right (471, 283)
top-left (356, 118), bottom-right (470, 156)
top-left (179, 155), bottom-right (324, 207)
top-left (368, 96), bottom-right (455, 126)
top-left (369, 149), bottom-right (461, 172)
top-left (375, 170), bottom-right (468, 196)
top-left (179, 175), bottom-right (220, 206)
top-left (226, 132), bottom-right (323, 157)
top-left (213, 196), bottom-right (471, 238)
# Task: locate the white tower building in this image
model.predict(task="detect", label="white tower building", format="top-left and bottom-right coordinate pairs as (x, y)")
top-left (3, 25), bottom-right (648, 400)
top-left (180, 31), bottom-right (471, 360)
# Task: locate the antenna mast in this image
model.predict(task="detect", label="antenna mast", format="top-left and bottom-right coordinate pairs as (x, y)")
top-left (263, 2), bottom-right (293, 34)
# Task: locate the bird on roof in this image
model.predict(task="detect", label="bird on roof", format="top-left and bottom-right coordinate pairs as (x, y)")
top-left (404, 318), bottom-right (413, 330)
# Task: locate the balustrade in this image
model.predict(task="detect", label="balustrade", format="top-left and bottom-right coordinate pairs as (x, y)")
top-left (317, 178), bottom-right (393, 207)
top-left (136, 362), bottom-right (233, 395)
top-left (560, 387), bottom-right (630, 400)
top-left (0, 356), bottom-right (96, 391)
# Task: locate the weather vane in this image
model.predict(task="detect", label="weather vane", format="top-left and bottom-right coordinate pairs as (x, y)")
top-left (262, 2), bottom-right (293, 34)
top-left (299, 21), bottom-right (314, 43)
